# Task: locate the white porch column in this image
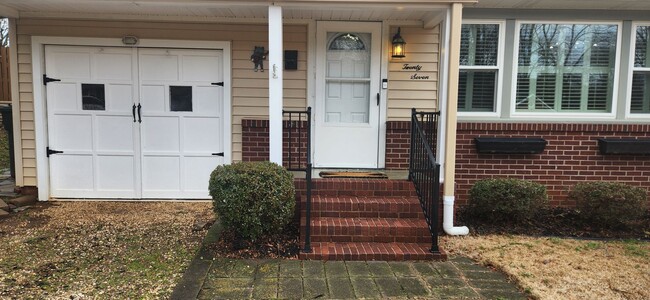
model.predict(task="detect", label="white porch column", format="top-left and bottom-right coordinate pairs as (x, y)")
top-left (442, 3), bottom-right (469, 236)
top-left (268, 5), bottom-right (283, 165)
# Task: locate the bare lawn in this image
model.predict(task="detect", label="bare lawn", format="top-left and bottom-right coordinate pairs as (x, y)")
top-left (443, 235), bottom-right (650, 300)
top-left (0, 201), bottom-right (213, 299)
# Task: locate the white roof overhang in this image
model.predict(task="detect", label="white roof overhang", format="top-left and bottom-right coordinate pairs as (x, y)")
top-left (0, 1), bottom-right (477, 26)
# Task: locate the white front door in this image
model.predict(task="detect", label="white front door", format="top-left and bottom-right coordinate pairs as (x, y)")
top-left (314, 22), bottom-right (382, 168)
top-left (44, 45), bottom-right (224, 199)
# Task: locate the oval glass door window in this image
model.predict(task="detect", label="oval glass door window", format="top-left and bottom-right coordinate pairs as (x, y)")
top-left (170, 86), bottom-right (192, 112)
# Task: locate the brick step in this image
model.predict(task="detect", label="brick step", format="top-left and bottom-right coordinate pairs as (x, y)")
top-left (299, 242), bottom-right (447, 261)
top-left (300, 196), bottom-right (423, 218)
top-left (295, 178), bottom-right (418, 197)
top-left (301, 217), bottom-right (431, 243)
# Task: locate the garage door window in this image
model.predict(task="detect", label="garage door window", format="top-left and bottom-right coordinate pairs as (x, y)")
top-left (170, 86), bottom-right (192, 112)
top-left (82, 83), bottom-right (105, 111)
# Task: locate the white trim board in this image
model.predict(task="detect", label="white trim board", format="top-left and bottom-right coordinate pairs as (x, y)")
top-left (31, 37), bottom-right (232, 201)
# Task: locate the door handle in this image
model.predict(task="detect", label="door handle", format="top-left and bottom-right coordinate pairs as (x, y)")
top-left (377, 93), bottom-right (380, 106)
top-left (132, 104), bottom-right (137, 122)
top-left (212, 152), bottom-right (224, 157)
top-left (137, 104), bottom-right (142, 123)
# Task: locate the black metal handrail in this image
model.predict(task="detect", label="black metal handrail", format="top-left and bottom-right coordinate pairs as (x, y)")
top-left (408, 108), bottom-right (441, 254)
top-left (282, 107), bottom-right (312, 253)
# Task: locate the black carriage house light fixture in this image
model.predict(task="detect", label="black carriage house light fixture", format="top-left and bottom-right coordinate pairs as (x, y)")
top-left (391, 27), bottom-right (406, 58)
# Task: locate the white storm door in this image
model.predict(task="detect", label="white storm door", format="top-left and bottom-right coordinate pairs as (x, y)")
top-left (314, 22), bottom-right (382, 168)
top-left (138, 48), bottom-right (224, 199)
top-left (45, 46), bottom-right (140, 198)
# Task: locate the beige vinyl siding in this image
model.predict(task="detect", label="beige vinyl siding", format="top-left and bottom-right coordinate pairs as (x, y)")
top-left (387, 26), bottom-right (439, 120)
top-left (15, 19), bottom-right (308, 186)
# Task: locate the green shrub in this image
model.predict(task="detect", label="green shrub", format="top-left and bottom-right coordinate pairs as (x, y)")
top-left (568, 182), bottom-right (648, 227)
top-left (467, 178), bottom-right (548, 222)
top-left (209, 161), bottom-right (295, 240)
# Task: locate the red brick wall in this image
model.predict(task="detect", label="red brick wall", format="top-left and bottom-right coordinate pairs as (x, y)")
top-left (456, 123), bottom-right (650, 207)
top-left (386, 121), bottom-right (412, 169)
top-left (241, 119), bottom-right (309, 169)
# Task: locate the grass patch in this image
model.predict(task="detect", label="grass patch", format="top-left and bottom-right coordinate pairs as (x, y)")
top-left (443, 235), bottom-right (650, 300)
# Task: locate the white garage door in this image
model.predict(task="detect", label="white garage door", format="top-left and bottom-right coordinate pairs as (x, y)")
top-left (44, 45), bottom-right (225, 199)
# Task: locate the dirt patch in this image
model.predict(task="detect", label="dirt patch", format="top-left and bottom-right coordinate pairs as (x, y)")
top-left (206, 222), bottom-right (299, 259)
top-left (0, 201), bottom-right (212, 299)
top-left (442, 235), bottom-right (650, 300)
top-left (459, 207), bottom-right (650, 239)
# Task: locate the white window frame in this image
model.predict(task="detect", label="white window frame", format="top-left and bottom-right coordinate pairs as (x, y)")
top-left (625, 22), bottom-right (650, 120)
top-left (510, 20), bottom-right (622, 120)
top-left (458, 20), bottom-right (505, 118)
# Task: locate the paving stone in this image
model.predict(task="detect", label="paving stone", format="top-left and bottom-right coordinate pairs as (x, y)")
top-left (255, 260), bottom-right (280, 279)
top-left (279, 278), bottom-right (303, 299)
top-left (477, 288), bottom-right (528, 300)
top-left (279, 260), bottom-right (302, 278)
top-left (198, 278), bottom-right (253, 300)
top-left (0, 210), bottom-right (8, 217)
top-left (252, 278), bottom-right (278, 299)
top-left (367, 261), bottom-right (393, 277)
top-left (302, 260), bottom-right (325, 278)
top-left (346, 261), bottom-right (371, 277)
top-left (303, 278), bottom-right (329, 299)
top-left (229, 259), bottom-right (258, 278)
top-left (0, 199), bottom-right (9, 212)
top-left (328, 277), bottom-right (355, 299)
top-left (425, 276), bottom-right (468, 289)
top-left (413, 262), bottom-right (439, 277)
top-left (388, 261), bottom-right (417, 277)
top-left (350, 277), bottom-right (381, 299)
top-left (433, 262), bottom-right (462, 278)
top-left (449, 256), bottom-right (476, 265)
top-left (374, 277), bottom-right (405, 298)
top-left (454, 262), bottom-right (493, 273)
top-left (398, 277), bottom-right (430, 297)
top-left (463, 270), bottom-right (509, 282)
top-left (325, 261), bottom-right (348, 278)
top-left (432, 287), bottom-right (481, 299)
top-left (207, 258), bottom-right (236, 278)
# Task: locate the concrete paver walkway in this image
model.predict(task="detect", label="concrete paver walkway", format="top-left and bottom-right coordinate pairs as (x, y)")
top-left (188, 257), bottom-right (527, 299)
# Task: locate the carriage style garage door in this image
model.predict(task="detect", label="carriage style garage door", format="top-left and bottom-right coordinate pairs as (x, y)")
top-left (44, 45), bottom-right (225, 199)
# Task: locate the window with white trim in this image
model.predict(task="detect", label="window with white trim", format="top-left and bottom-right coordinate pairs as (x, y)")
top-left (515, 23), bottom-right (618, 113)
top-left (458, 23), bottom-right (501, 113)
top-left (631, 25), bottom-right (650, 114)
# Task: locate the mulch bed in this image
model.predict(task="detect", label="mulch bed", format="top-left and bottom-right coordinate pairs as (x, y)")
top-left (206, 221), bottom-right (300, 259)
top-left (459, 207), bottom-right (650, 240)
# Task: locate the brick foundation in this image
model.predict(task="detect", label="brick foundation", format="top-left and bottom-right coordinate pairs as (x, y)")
top-left (241, 119), bottom-right (309, 169)
top-left (243, 119), bottom-right (650, 208)
top-left (456, 123), bottom-right (650, 207)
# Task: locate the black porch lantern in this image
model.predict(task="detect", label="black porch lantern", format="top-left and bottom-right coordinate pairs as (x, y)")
top-left (391, 27), bottom-right (406, 58)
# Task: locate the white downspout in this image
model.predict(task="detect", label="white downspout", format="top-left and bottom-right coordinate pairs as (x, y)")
top-left (440, 4), bottom-right (468, 236)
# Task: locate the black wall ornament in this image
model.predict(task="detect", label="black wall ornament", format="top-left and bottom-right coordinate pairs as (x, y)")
top-left (251, 46), bottom-right (268, 72)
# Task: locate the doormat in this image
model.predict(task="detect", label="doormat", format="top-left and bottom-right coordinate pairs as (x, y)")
top-left (319, 171), bottom-right (388, 179)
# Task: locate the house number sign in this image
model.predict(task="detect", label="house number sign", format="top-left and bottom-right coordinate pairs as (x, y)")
top-left (402, 64), bottom-right (429, 80)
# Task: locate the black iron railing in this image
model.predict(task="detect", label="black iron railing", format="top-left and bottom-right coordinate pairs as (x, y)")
top-left (408, 108), bottom-right (441, 254)
top-left (283, 107), bottom-right (312, 253)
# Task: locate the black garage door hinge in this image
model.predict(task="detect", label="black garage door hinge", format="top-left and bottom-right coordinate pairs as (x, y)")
top-left (43, 74), bottom-right (61, 85)
top-left (211, 82), bottom-right (224, 86)
top-left (46, 147), bottom-right (63, 157)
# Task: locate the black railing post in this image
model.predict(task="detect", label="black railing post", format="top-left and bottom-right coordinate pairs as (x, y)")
top-left (408, 109), bottom-right (441, 255)
top-left (284, 107), bottom-right (313, 254)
